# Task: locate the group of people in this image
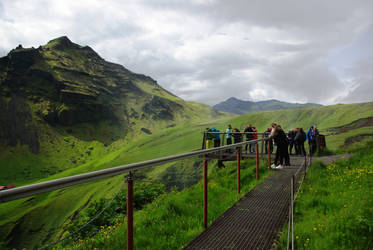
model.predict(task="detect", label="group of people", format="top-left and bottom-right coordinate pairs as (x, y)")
top-left (226, 124), bottom-right (259, 153)
top-left (205, 124), bottom-right (259, 151)
top-left (205, 123), bottom-right (320, 169)
top-left (288, 126), bottom-right (320, 155)
top-left (267, 124), bottom-right (321, 168)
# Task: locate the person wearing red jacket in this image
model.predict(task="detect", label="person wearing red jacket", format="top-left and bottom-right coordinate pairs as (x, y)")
top-left (252, 127), bottom-right (258, 140)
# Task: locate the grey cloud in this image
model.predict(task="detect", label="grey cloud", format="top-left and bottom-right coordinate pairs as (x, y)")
top-left (341, 57), bottom-right (373, 103)
top-left (0, 2), bottom-right (3, 18)
top-left (1, 0), bottom-right (373, 105)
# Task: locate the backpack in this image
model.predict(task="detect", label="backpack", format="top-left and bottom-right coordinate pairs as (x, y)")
top-left (214, 129), bottom-right (220, 140)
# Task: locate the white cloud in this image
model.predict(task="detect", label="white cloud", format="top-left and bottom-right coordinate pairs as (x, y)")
top-left (0, 0), bottom-right (373, 105)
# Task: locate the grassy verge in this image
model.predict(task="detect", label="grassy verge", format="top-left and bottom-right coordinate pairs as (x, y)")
top-left (57, 157), bottom-right (271, 249)
top-left (278, 142), bottom-right (373, 249)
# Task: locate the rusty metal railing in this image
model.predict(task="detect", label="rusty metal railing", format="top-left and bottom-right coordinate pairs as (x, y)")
top-left (0, 136), bottom-right (271, 250)
top-left (287, 154), bottom-right (312, 250)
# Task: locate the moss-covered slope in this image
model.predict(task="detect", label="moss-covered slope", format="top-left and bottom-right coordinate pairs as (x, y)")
top-left (0, 36), bottom-right (221, 182)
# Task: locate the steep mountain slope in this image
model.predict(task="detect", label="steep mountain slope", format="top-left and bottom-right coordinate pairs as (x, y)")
top-left (0, 36), bottom-right (220, 185)
top-left (213, 97), bottom-right (321, 114)
top-left (0, 37), bottom-right (223, 249)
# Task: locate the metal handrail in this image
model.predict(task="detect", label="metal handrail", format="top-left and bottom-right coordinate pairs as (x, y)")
top-left (0, 138), bottom-right (267, 203)
top-left (204, 132), bottom-right (269, 134)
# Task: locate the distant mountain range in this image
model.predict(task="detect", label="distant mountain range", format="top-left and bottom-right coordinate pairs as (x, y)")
top-left (213, 97), bottom-right (322, 114)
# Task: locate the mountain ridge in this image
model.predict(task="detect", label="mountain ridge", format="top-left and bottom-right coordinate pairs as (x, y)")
top-left (213, 97), bottom-right (322, 114)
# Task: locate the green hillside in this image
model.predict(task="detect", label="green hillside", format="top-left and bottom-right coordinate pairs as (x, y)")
top-left (0, 36), bottom-right (221, 187)
top-left (1, 100), bottom-right (373, 248)
top-left (0, 37), bottom-right (222, 249)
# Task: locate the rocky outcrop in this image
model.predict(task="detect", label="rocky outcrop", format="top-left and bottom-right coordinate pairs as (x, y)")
top-left (143, 96), bottom-right (183, 120)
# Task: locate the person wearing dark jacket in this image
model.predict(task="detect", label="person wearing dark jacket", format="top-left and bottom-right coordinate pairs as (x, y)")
top-left (294, 127), bottom-right (306, 156)
top-left (288, 129), bottom-right (296, 155)
top-left (270, 125), bottom-right (290, 169)
top-left (233, 128), bottom-right (242, 152)
top-left (244, 124), bottom-right (254, 153)
top-left (265, 127), bottom-right (273, 154)
top-left (213, 128), bottom-right (221, 147)
top-left (233, 128), bottom-right (242, 144)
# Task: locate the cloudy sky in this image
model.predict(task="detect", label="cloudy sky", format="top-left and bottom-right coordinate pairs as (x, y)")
top-left (0, 0), bottom-right (372, 105)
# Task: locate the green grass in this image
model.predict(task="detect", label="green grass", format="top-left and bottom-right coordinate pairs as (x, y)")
top-left (1, 101), bottom-right (373, 248)
top-left (325, 126), bottom-right (373, 152)
top-left (228, 101), bottom-right (373, 133)
top-left (58, 157), bottom-right (271, 249)
top-left (278, 142), bottom-right (373, 249)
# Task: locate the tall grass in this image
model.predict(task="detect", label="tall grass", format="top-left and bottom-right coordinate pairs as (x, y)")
top-left (278, 142), bottom-right (373, 249)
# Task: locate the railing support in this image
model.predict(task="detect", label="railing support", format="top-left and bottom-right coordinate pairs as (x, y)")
top-left (256, 144), bottom-right (259, 180)
top-left (268, 140), bottom-right (271, 169)
top-left (202, 132), bottom-right (206, 149)
top-left (291, 175), bottom-right (294, 250)
top-left (304, 155), bottom-right (307, 181)
top-left (237, 148), bottom-right (241, 194)
top-left (261, 134), bottom-right (264, 159)
top-left (126, 173), bottom-right (134, 250)
top-left (203, 159), bottom-right (208, 229)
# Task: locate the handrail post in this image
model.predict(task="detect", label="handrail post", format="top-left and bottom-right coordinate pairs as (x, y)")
top-left (126, 172), bottom-right (134, 250)
top-left (220, 133), bottom-right (225, 160)
top-left (237, 148), bottom-right (241, 194)
top-left (291, 175), bottom-right (294, 250)
top-left (256, 143), bottom-right (259, 180)
top-left (268, 140), bottom-right (271, 169)
top-left (261, 134), bottom-right (264, 159)
top-left (304, 155), bottom-right (307, 181)
top-left (203, 159), bottom-right (208, 229)
top-left (202, 132), bottom-right (206, 149)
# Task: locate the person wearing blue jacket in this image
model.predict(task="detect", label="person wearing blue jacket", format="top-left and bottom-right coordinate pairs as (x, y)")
top-left (306, 126), bottom-right (313, 142)
top-left (226, 124), bottom-right (232, 145)
top-left (212, 128), bottom-right (221, 147)
top-left (307, 126), bottom-right (317, 155)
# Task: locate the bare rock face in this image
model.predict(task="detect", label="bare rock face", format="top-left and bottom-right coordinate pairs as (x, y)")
top-left (143, 96), bottom-right (183, 120)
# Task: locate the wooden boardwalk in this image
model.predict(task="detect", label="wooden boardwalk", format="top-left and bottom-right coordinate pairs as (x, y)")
top-left (184, 156), bottom-right (305, 249)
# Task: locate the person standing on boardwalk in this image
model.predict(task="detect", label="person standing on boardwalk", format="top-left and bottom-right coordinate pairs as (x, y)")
top-left (244, 124), bottom-right (254, 153)
top-left (212, 128), bottom-right (221, 147)
top-left (288, 129), bottom-right (296, 155)
top-left (307, 126), bottom-right (317, 155)
top-left (226, 124), bottom-right (232, 145)
top-left (310, 126), bottom-right (318, 155)
top-left (294, 127), bottom-right (306, 156)
top-left (233, 128), bottom-right (242, 144)
top-left (270, 124), bottom-right (289, 169)
top-left (306, 126), bottom-right (313, 146)
top-left (233, 128), bottom-right (242, 152)
top-left (265, 127), bottom-right (273, 154)
top-left (252, 126), bottom-right (258, 152)
top-left (205, 127), bottom-right (214, 149)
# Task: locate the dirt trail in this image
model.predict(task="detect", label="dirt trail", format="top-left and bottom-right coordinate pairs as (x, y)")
top-left (312, 153), bottom-right (353, 165)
